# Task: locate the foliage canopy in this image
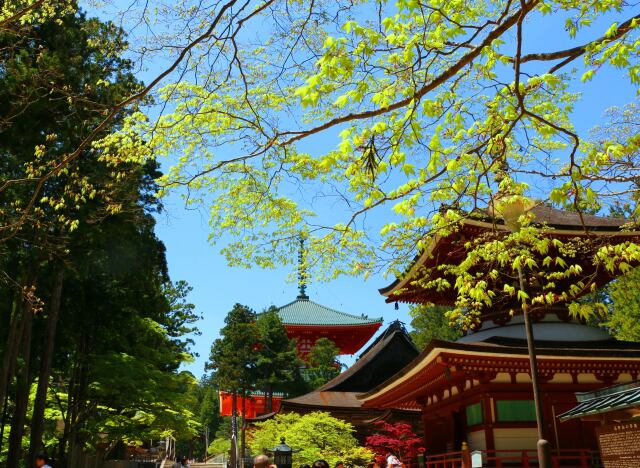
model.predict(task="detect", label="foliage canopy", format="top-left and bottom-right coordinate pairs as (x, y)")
top-left (248, 412), bottom-right (373, 467)
top-left (304, 338), bottom-right (344, 390)
top-left (409, 304), bottom-right (463, 349)
top-left (90, 0), bottom-right (640, 325)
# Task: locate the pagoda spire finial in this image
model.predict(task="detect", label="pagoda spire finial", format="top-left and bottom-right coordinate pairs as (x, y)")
top-left (297, 234), bottom-right (309, 300)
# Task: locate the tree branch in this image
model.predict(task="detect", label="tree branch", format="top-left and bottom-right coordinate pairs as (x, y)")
top-left (278, 0), bottom-right (539, 146)
top-left (520, 13), bottom-right (640, 66)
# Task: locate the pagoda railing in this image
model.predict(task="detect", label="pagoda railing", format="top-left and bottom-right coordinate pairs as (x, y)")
top-left (422, 449), bottom-right (596, 468)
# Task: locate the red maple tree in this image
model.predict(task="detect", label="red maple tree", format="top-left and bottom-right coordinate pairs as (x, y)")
top-left (365, 421), bottom-right (425, 464)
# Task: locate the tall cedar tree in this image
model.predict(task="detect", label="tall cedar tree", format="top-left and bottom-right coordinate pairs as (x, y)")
top-left (0, 10), bottom-right (201, 465)
top-left (0, 9), bottom-right (157, 467)
top-left (207, 304), bottom-right (260, 467)
top-left (255, 307), bottom-right (301, 412)
top-left (40, 161), bottom-right (200, 465)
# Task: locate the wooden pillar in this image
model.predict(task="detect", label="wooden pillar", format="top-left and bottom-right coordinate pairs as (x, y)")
top-left (541, 386), bottom-right (555, 452)
top-left (483, 393), bottom-right (495, 451)
top-left (453, 410), bottom-right (464, 451)
top-left (461, 441), bottom-right (471, 468)
top-left (421, 411), bottom-right (430, 450)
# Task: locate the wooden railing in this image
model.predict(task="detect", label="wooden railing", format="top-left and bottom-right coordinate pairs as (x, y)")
top-left (423, 448), bottom-right (595, 468)
top-left (421, 451), bottom-right (465, 468)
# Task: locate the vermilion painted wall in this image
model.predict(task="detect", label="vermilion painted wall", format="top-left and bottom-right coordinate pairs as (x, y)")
top-left (284, 323), bottom-right (382, 356)
top-left (219, 391), bottom-right (283, 419)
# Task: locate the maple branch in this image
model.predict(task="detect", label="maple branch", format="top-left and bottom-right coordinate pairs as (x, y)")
top-left (0, 0), bottom-right (47, 28)
top-left (520, 13), bottom-right (640, 66)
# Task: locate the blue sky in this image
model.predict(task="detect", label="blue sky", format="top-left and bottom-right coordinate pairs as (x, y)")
top-left (85, 1), bottom-right (639, 376)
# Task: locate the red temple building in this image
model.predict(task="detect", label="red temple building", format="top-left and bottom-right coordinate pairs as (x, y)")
top-left (219, 287), bottom-right (382, 418)
top-left (358, 206), bottom-right (640, 466)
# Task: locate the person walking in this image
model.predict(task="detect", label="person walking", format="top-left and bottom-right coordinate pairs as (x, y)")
top-left (173, 456), bottom-right (190, 468)
top-left (386, 451), bottom-right (402, 468)
top-left (312, 460), bottom-right (330, 468)
top-left (254, 454), bottom-right (270, 468)
top-left (34, 454), bottom-right (52, 468)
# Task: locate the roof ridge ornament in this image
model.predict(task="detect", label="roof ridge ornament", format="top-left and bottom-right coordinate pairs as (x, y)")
top-left (297, 234), bottom-right (309, 300)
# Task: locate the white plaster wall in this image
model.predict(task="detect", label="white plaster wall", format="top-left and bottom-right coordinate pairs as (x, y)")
top-left (458, 316), bottom-right (611, 343)
top-left (493, 428), bottom-right (537, 451)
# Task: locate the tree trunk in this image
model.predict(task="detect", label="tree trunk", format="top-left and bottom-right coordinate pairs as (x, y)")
top-left (58, 373), bottom-right (73, 467)
top-left (0, 393), bottom-right (9, 454)
top-left (58, 359), bottom-right (77, 466)
top-left (59, 333), bottom-right (87, 468)
top-left (0, 284), bottom-right (30, 408)
top-left (265, 383), bottom-right (273, 413)
top-left (6, 299), bottom-right (34, 468)
top-left (204, 426), bottom-right (209, 461)
top-left (230, 390), bottom-right (238, 468)
top-left (241, 389), bottom-right (247, 466)
top-left (29, 268), bottom-right (64, 465)
top-left (65, 335), bottom-right (90, 468)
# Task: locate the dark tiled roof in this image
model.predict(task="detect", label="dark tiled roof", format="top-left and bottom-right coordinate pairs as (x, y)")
top-left (357, 320), bottom-right (417, 357)
top-left (559, 381), bottom-right (640, 421)
top-left (318, 320), bottom-right (419, 392)
top-left (283, 391), bottom-right (362, 409)
top-left (525, 205), bottom-right (627, 229)
top-left (470, 204), bottom-right (630, 230)
top-left (276, 298), bottom-right (382, 326)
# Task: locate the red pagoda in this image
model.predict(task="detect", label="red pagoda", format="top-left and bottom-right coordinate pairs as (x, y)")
top-left (359, 206), bottom-right (640, 467)
top-left (219, 285), bottom-right (382, 418)
top-left (276, 286), bottom-right (383, 356)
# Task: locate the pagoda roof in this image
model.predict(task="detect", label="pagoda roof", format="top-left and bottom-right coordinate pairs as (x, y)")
top-left (360, 336), bottom-right (640, 410)
top-left (276, 298), bottom-right (382, 327)
top-left (559, 381), bottom-right (640, 422)
top-left (480, 204), bottom-right (628, 230)
top-left (380, 205), bottom-right (639, 306)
